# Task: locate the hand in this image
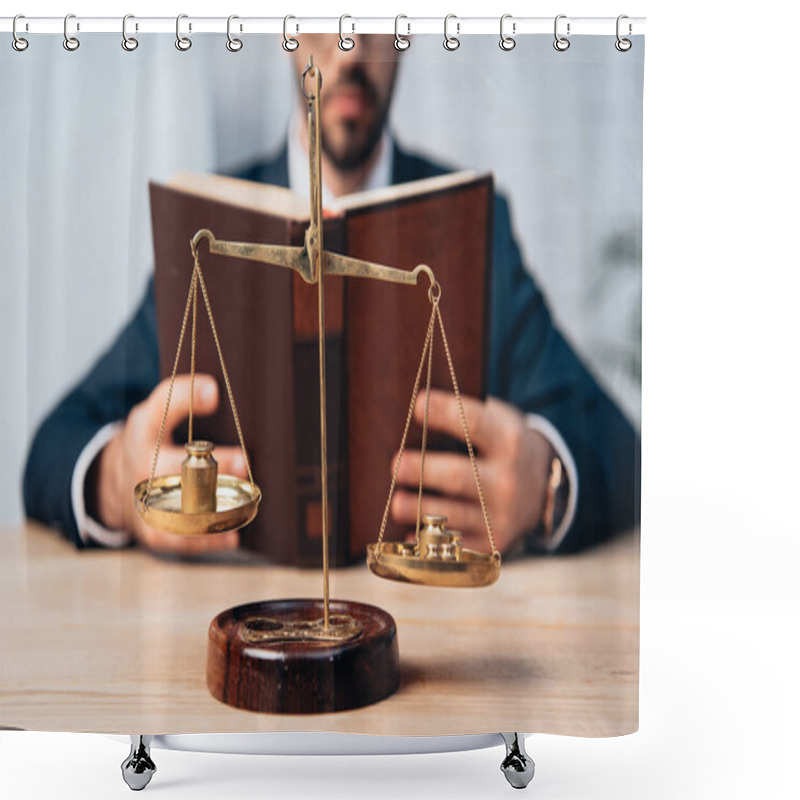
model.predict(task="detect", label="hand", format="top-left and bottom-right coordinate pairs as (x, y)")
top-left (94, 374), bottom-right (249, 555)
top-left (391, 390), bottom-right (555, 555)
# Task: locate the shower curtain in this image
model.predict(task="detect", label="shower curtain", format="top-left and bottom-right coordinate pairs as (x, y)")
top-left (1, 18), bottom-right (643, 762)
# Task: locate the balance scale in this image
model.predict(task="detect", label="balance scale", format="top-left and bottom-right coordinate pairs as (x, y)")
top-left (121, 58), bottom-right (530, 791)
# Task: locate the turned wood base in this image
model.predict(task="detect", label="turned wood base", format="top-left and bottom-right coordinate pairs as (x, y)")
top-left (207, 598), bottom-right (400, 714)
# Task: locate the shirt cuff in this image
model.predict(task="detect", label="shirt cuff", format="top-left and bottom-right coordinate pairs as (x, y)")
top-left (71, 421), bottom-right (132, 548)
top-left (525, 414), bottom-right (578, 552)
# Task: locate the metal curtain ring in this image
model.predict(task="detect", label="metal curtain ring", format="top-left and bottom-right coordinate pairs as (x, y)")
top-left (63, 13), bottom-right (79, 51)
top-left (226, 15), bottom-right (243, 52)
top-left (283, 15), bottom-right (299, 51)
top-left (394, 15), bottom-right (410, 51)
top-left (499, 14), bottom-right (515, 51)
top-left (615, 14), bottom-right (632, 51)
top-left (443, 14), bottom-right (460, 51)
top-left (175, 14), bottom-right (192, 51)
top-left (122, 14), bottom-right (138, 51)
top-left (12, 15), bottom-right (28, 52)
top-left (339, 15), bottom-right (355, 51)
top-left (301, 59), bottom-right (322, 101)
top-left (553, 14), bottom-right (570, 51)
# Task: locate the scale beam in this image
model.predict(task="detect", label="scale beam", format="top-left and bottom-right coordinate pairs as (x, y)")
top-left (191, 228), bottom-right (313, 282)
top-left (191, 228), bottom-right (437, 291)
top-left (324, 252), bottom-right (436, 289)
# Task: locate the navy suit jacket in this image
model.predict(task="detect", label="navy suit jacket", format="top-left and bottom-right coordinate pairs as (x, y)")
top-left (23, 143), bottom-right (640, 554)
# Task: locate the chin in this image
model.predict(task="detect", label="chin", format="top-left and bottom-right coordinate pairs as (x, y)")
top-left (325, 135), bottom-right (376, 171)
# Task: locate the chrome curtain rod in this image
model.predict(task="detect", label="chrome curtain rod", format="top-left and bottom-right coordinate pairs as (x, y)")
top-left (0, 16), bottom-right (645, 36)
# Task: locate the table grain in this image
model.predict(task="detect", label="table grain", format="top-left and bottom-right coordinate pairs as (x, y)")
top-left (1, 523), bottom-right (639, 737)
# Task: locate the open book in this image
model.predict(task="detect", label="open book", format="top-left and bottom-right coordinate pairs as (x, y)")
top-left (150, 169), bottom-right (493, 566)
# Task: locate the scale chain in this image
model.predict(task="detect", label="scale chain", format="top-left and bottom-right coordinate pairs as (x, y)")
top-left (194, 261), bottom-right (255, 489)
top-left (188, 262), bottom-right (198, 443)
top-left (375, 292), bottom-right (499, 561)
top-left (375, 304), bottom-right (437, 552)
top-left (415, 300), bottom-right (436, 542)
top-left (145, 257), bottom-right (255, 509)
top-left (435, 304), bottom-right (500, 560)
top-left (145, 266), bottom-right (198, 503)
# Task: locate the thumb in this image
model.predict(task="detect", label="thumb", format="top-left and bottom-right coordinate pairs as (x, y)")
top-left (147, 374), bottom-right (219, 437)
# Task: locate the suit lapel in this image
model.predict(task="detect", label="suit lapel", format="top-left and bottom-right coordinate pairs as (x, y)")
top-left (231, 146), bottom-right (290, 189)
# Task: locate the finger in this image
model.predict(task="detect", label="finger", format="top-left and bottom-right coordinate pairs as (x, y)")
top-left (414, 389), bottom-right (501, 454)
top-left (146, 374), bottom-right (219, 438)
top-left (214, 447), bottom-right (249, 478)
top-left (395, 449), bottom-right (480, 501)
top-left (451, 527), bottom-right (495, 552)
top-left (390, 489), bottom-right (486, 537)
top-left (145, 446), bottom-right (186, 481)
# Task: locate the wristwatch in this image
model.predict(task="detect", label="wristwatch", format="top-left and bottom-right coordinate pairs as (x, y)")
top-left (540, 454), bottom-right (569, 541)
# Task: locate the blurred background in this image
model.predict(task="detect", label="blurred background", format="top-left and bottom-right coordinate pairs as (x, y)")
top-left (0, 33), bottom-right (643, 525)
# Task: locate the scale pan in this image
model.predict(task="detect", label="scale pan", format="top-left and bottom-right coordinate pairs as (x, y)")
top-left (366, 542), bottom-right (500, 588)
top-left (134, 474), bottom-right (261, 535)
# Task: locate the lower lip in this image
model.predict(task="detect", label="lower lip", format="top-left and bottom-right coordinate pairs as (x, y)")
top-left (328, 92), bottom-right (370, 118)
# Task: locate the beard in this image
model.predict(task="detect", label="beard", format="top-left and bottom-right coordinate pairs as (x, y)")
top-left (319, 66), bottom-right (392, 171)
top-left (320, 118), bottom-right (386, 171)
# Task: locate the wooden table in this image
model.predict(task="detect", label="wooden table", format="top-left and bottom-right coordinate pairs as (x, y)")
top-left (0, 523), bottom-right (639, 737)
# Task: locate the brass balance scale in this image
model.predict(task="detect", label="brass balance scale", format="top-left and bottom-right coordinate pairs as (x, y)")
top-left (133, 58), bottom-right (501, 714)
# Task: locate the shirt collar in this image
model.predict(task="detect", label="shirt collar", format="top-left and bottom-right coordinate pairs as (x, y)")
top-left (287, 108), bottom-right (393, 206)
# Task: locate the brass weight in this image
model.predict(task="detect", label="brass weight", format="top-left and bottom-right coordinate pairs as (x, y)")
top-left (419, 514), bottom-right (462, 561)
top-left (181, 440), bottom-right (218, 513)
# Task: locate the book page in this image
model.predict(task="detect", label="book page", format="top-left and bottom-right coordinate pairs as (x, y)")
top-left (166, 172), bottom-right (311, 222)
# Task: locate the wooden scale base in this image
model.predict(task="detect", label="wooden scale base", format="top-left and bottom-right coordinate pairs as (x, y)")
top-left (206, 599), bottom-right (400, 714)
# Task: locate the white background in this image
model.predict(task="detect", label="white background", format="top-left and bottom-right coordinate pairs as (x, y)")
top-left (1, 2), bottom-right (799, 800)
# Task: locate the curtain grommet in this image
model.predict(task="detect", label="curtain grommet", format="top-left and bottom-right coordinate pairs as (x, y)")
top-left (553, 14), bottom-right (570, 52)
top-left (395, 15), bottom-right (410, 51)
top-left (444, 14), bottom-right (460, 51)
top-left (226, 15), bottom-right (243, 52)
top-left (63, 13), bottom-right (80, 51)
top-left (615, 15), bottom-right (632, 51)
top-left (12, 14), bottom-right (29, 51)
top-left (282, 15), bottom-right (299, 52)
top-left (121, 14), bottom-right (138, 52)
top-left (175, 14), bottom-right (192, 51)
top-left (500, 14), bottom-right (516, 51)
top-left (339, 15), bottom-right (355, 51)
